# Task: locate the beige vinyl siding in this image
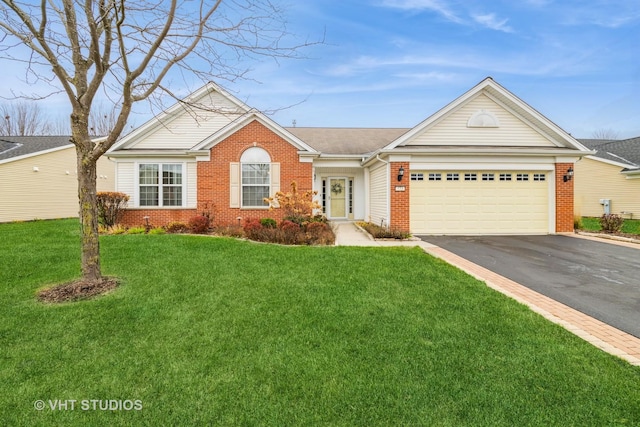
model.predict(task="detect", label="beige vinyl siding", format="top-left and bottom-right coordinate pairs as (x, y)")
top-left (369, 163), bottom-right (388, 226)
top-left (574, 157), bottom-right (640, 218)
top-left (115, 161), bottom-right (136, 206)
top-left (186, 162), bottom-right (198, 208)
top-left (135, 92), bottom-right (244, 150)
top-left (407, 93), bottom-right (557, 147)
top-left (0, 147), bottom-right (115, 222)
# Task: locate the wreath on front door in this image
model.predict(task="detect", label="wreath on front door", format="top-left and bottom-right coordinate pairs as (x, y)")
top-left (331, 182), bottom-right (343, 195)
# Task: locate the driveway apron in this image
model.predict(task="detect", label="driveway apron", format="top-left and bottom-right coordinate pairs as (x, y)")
top-left (419, 235), bottom-right (640, 338)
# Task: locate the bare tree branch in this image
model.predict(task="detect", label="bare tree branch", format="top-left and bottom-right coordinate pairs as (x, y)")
top-left (0, 0), bottom-right (321, 282)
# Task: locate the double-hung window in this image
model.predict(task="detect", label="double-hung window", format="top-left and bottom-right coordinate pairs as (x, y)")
top-left (240, 147), bottom-right (271, 208)
top-left (139, 163), bottom-right (183, 207)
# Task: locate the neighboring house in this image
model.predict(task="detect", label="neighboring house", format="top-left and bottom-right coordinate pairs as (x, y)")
top-left (574, 137), bottom-right (640, 219)
top-left (108, 77), bottom-right (592, 235)
top-left (0, 136), bottom-right (115, 222)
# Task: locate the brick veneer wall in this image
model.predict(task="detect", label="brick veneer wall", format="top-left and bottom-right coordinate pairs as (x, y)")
top-left (201, 120), bottom-right (312, 225)
top-left (389, 162), bottom-right (410, 231)
top-left (121, 120), bottom-right (313, 228)
top-left (555, 162), bottom-right (574, 232)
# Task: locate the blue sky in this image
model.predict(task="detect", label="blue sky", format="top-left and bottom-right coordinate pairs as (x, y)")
top-left (2, 0), bottom-right (639, 139)
top-left (231, 0), bottom-right (640, 139)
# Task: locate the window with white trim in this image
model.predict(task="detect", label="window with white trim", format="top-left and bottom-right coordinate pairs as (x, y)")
top-left (139, 163), bottom-right (183, 207)
top-left (241, 147), bottom-right (271, 208)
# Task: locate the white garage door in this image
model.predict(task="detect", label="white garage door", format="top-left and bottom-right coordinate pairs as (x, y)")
top-left (410, 171), bottom-right (550, 234)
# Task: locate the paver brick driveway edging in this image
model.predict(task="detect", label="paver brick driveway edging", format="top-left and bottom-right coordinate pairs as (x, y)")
top-left (422, 243), bottom-right (640, 367)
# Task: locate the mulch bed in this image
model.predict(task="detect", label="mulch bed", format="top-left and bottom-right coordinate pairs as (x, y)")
top-left (37, 277), bottom-right (120, 303)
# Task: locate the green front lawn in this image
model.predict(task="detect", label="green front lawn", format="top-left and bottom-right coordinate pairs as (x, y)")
top-left (1, 219), bottom-right (639, 426)
top-left (580, 217), bottom-right (640, 235)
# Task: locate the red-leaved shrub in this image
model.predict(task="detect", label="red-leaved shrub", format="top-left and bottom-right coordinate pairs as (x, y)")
top-left (188, 215), bottom-right (210, 234)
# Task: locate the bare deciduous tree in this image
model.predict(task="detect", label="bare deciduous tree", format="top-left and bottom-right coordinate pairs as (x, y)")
top-left (0, 0), bottom-right (316, 284)
top-left (592, 128), bottom-right (619, 140)
top-left (0, 101), bottom-right (52, 136)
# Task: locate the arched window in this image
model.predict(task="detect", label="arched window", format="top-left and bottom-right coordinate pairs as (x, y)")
top-left (240, 147), bottom-right (271, 207)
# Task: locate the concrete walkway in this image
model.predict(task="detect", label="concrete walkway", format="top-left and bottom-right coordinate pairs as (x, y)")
top-left (331, 221), bottom-right (640, 366)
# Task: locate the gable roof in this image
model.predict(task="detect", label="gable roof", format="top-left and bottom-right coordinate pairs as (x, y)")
top-left (284, 127), bottom-right (409, 155)
top-left (383, 77), bottom-right (590, 153)
top-left (578, 137), bottom-right (640, 170)
top-left (0, 136), bottom-right (72, 163)
top-left (191, 112), bottom-right (319, 155)
top-left (109, 81), bottom-right (251, 152)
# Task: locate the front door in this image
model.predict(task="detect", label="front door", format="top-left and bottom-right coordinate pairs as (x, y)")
top-left (328, 178), bottom-right (347, 218)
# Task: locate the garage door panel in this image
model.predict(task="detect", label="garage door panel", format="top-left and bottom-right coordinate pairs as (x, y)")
top-left (410, 170), bottom-right (549, 234)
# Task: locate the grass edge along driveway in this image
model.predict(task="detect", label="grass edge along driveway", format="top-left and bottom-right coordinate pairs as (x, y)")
top-left (1, 219), bottom-right (639, 426)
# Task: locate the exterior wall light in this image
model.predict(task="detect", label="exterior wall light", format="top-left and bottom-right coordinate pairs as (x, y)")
top-left (397, 166), bottom-right (405, 182)
top-left (563, 166), bottom-right (574, 182)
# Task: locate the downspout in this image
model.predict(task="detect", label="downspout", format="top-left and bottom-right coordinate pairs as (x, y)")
top-left (376, 154), bottom-right (390, 228)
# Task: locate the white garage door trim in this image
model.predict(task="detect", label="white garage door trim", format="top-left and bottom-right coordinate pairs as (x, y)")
top-left (410, 170), bottom-right (553, 235)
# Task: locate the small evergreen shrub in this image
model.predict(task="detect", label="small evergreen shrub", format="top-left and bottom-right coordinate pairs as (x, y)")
top-left (599, 214), bottom-right (623, 233)
top-left (148, 227), bottom-right (166, 235)
top-left (260, 218), bottom-right (277, 228)
top-left (96, 191), bottom-right (130, 227)
top-left (188, 215), bottom-right (210, 234)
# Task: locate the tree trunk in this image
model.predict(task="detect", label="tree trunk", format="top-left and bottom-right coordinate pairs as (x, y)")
top-left (76, 146), bottom-right (102, 282)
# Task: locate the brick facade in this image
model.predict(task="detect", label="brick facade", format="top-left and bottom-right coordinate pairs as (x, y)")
top-left (555, 162), bottom-right (575, 233)
top-left (389, 162), bottom-right (410, 232)
top-left (122, 119), bottom-right (312, 228)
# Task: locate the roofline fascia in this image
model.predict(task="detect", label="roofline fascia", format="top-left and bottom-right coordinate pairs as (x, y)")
top-left (0, 143), bottom-right (74, 165)
top-left (106, 150), bottom-right (196, 159)
top-left (584, 154), bottom-right (637, 169)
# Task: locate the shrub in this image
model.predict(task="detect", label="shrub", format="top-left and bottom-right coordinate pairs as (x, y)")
top-left (96, 191), bottom-right (130, 227)
top-left (127, 227), bottom-right (146, 235)
top-left (305, 221), bottom-right (335, 245)
top-left (260, 218), bottom-right (277, 228)
top-left (214, 225), bottom-right (245, 238)
top-left (265, 181), bottom-right (321, 225)
top-left (165, 221), bottom-right (189, 234)
top-left (357, 222), bottom-right (411, 239)
top-left (574, 216), bottom-right (583, 230)
top-left (188, 215), bottom-right (210, 234)
top-left (148, 227), bottom-right (166, 235)
top-left (243, 219), bottom-right (270, 242)
top-left (109, 224), bottom-right (127, 235)
top-left (600, 214), bottom-right (623, 233)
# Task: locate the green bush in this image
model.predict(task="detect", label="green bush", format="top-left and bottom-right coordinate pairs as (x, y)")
top-left (260, 218), bottom-right (277, 228)
top-left (127, 227), bottom-right (146, 235)
top-left (148, 227), bottom-right (166, 235)
top-left (599, 214), bottom-right (624, 233)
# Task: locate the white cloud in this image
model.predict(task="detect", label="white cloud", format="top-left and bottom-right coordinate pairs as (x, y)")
top-left (378, 0), bottom-right (463, 23)
top-left (472, 13), bottom-right (514, 33)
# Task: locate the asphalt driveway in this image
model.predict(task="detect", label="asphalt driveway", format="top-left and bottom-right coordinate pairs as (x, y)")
top-left (419, 235), bottom-right (640, 338)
